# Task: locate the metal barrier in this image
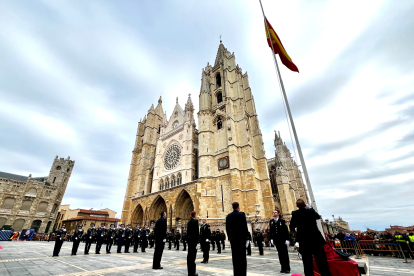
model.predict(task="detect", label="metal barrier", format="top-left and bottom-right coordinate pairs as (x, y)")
top-left (332, 240), bottom-right (404, 258)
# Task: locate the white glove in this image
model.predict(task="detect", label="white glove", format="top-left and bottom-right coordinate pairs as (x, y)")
top-left (196, 243), bottom-right (200, 250)
top-left (246, 241), bottom-right (249, 248)
top-left (206, 239), bottom-right (209, 242)
top-left (285, 240), bottom-right (290, 246)
top-left (75, 237), bottom-right (78, 240)
top-left (262, 241), bottom-right (265, 246)
top-left (101, 235), bottom-right (103, 237)
top-left (90, 237), bottom-right (92, 239)
top-left (60, 238), bottom-right (62, 240)
top-left (271, 239), bottom-right (274, 245)
top-left (163, 239), bottom-right (166, 242)
top-left (295, 242), bottom-right (299, 248)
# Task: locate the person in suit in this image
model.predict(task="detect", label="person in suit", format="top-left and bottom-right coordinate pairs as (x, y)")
top-left (226, 202), bottom-right (248, 276)
top-left (52, 225), bottom-right (67, 257)
top-left (106, 224), bottom-right (116, 253)
top-left (199, 218), bottom-right (211, 264)
top-left (71, 225), bottom-right (83, 255)
top-left (269, 210), bottom-right (291, 273)
top-left (186, 211), bottom-right (200, 276)
top-left (246, 231), bottom-right (252, 256)
top-left (152, 211), bottom-right (167, 270)
top-left (84, 223), bottom-right (96, 255)
top-left (95, 223), bottom-right (106, 254)
top-left (290, 199), bottom-right (331, 276)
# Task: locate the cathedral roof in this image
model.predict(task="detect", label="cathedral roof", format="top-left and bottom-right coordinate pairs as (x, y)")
top-left (0, 171), bottom-right (28, 182)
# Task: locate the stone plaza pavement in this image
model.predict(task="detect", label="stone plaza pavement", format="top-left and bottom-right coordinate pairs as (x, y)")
top-left (0, 241), bottom-right (413, 276)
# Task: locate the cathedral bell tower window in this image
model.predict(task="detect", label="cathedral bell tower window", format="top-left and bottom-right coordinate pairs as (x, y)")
top-left (217, 117), bottom-right (223, 130)
top-left (217, 92), bottom-right (223, 104)
top-left (216, 73), bottom-right (221, 88)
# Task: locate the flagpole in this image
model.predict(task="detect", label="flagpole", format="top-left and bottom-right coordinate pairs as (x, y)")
top-left (258, 0), bottom-right (319, 213)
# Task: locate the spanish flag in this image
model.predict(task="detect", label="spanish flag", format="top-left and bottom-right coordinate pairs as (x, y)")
top-left (265, 18), bottom-right (299, 72)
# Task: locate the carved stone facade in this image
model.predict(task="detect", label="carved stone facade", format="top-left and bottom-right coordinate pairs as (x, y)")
top-left (121, 42), bottom-right (297, 229)
top-left (0, 156), bottom-right (74, 233)
top-left (267, 131), bottom-right (309, 221)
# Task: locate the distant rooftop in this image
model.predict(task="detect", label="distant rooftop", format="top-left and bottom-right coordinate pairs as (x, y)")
top-left (0, 171), bottom-right (48, 182)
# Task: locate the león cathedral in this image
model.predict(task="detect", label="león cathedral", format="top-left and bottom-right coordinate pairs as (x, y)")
top-left (121, 42), bottom-right (309, 232)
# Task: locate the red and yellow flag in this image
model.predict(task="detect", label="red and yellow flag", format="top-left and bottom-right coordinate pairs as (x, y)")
top-left (264, 18), bottom-right (299, 72)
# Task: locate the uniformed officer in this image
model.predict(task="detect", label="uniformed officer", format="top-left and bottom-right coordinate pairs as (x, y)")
top-left (124, 224), bottom-right (133, 253)
top-left (117, 223), bottom-right (125, 253)
top-left (182, 230), bottom-right (188, 251)
top-left (246, 231), bottom-right (252, 255)
top-left (149, 231), bottom-right (155, 248)
top-left (175, 230), bottom-right (181, 250)
top-left (141, 224), bottom-right (149, 252)
top-left (269, 210), bottom-right (291, 273)
top-left (186, 211), bottom-right (199, 276)
top-left (95, 223), bottom-right (106, 254)
top-left (221, 230), bottom-right (226, 250)
top-left (71, 225), bottom-right (83, 255)
top-left (211, 229), bottom-right (216, 251)
top-left (52, 224), bottom-right (67, 257)
top-left (168, 231), bottom-right (174, 250)
top-left (106, 224), bottom-right (116, 253)
top-left (254, 228), bottom-right (264, 255)
top-left (215, 229), bottom-right (221, 253)
top-left (199, 218), bottom-right (211, 263)
top-left (114, 227), bottom-right (118, 245)
top-left (133, 224), bottom-right (141, 253)
top-left (84, 223), bottom-right (96, 255)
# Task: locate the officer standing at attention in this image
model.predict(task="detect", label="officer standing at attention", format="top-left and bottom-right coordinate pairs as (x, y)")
top-left (124, 224), bottom-right (133, 253)
top-left (84, 223), bottom-right (96, 255)
top-left (117, 223), bottom-right (125, 253)
top-left (106, 224), bottom-right (116, 254)
top-left (149, 231), bottom-right (155, 248)
top-left (186, 211), bottom-right (200, 276)
top-left (215, 229), bottom-right (222, 254)
top-left (71, 225), bottom-right (83, 255)
top-left (211, 229), bottom-right (216, 251)
top-left (246, 230), bottom-right (252, 256)
top-left (141, 224), bottom-right (149, 252)
top-left (168, 231), bottom-right (174, 250)
top-left (133, 224), bottom-right (141, 253)
top-left (52, 224), bottom-right (67, 257)
top-left (95, 223), bottom-right (106, 254)
top-left (182, 230), bottom-right (188, 251)
top-left (221, 230), bottom-right (226, 250)
top-left (269, 210), bottom-right (291, 273)
top-left (254, 228), bottom-right (264, 255)
top-left (199, 218), bottom-right (211, 264)
top-left (226, 202), bottom-right (249, 276)
top-left (152, 211), bottom-right (167, 270)
top-left (175, 229), bottom-right (181, 250)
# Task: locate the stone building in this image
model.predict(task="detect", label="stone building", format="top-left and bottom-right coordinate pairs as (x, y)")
top-left (267, 131), bottom-right (309, 221)
top-left (121, 42), bottom-right (277, 231)
top-left (0, 156), bottom-right (74, 233)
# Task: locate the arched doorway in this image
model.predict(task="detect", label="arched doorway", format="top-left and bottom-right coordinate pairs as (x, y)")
top-left (175, 189), bottom-right (194, 227)
top-left (45, 221), bottom-right (52, 233)
top-left (149, 196), bottom-right (167, 225)
top-left (131, 204), bottom-right (144, 227)
top-left (31, 220), bottom-right (42, 233)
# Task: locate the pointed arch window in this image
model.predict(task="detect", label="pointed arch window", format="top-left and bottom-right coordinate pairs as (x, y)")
top-left (217, 92), bottom-right (223, 104)
top-left (159, 179), bottom-right (164, 190)
top-left (177, 173), bottom-right (182, 185)
top-left (171, 175), bottom-right (176, 187)
top-left (166, 178), bottom-right (169, 189)
top-left (217, 117), bottom-right (223, 130)
top-left (216, 73), bottom-right (221, 88)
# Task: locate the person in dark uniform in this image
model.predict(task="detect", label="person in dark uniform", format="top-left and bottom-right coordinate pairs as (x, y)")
top-left (254, 228), bottom-right (264, 255)
top-left (124, 224), bottom-right (133, 253)
top-left (215, 229), bottom-right (221, 253)
top-left (133, 224), bottom-right (141, 253)
top-left (152, 211), bottom-right (167, 270)
top-left (95, 223), bottom-right (106, 254)
top-left (175, 230), bottom-right (181, 250)
top-left (269, 210), bottom-right (291, 273)
top-left (149, 231), bottom-right (155, 248)
top-left (211, 229), bottom-right (216, 251)
top-left (199, 218), bottom-right (211, 264)
top-left (246, 231), bottom-right (252, 256)
top-left (187, 211), bottom-right (199, 276)
top-left (84, 223), bottom-right (96, 255)
top-left (71, 225), bottom-right (83, 255)
top-left (226, 202), bottom-right (248, 276)
top-left (182, 230), bottom-right (187, 251)
top-left (290, 199), bottom-right (331, 276)
top-left (141, 224), bottom-right (149, 252)
top-left (221, 230), bottom-right (226, 250)
top-left (117, 224), bottom-right (125, 253)
top-left (168, 231), bottom-right (174, 250)
top-left (52, 225), bottom-right (67, 257)
top-left (106, 224), bottom-right (116, 253)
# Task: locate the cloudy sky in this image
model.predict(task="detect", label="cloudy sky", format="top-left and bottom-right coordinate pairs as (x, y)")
top-left (1, 0), bottom-right (413, 231)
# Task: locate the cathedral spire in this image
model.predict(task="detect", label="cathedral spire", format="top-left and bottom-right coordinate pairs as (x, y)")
top-left (214, 41), bottom-right (228, 66)
top-left (185, 93), bottom-right (194, 112)
top-left (155, 96), bottom-right (164, 117)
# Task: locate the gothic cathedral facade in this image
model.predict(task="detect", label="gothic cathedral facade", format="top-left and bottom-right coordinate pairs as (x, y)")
top-left (121, 43), bottom-right (308, 229)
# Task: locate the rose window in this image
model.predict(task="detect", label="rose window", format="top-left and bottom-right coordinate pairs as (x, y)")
top-left (164, 144), bottom-right (181, 170)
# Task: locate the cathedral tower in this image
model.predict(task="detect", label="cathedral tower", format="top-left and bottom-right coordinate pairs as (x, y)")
top-left (197, 42), bottom-right (274, 219)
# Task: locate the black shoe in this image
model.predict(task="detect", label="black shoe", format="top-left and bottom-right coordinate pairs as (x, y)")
top-left (280, 270), bottom-right (290, 274)
top-left (217, 252), bottom-right (221, 254)
top-left (182, 249), bottom-right (186, 251)
top-left (152, 267), bottom-right (163, 269)
top-left (84, 253), bottom-right (89, 255)
top-left (96, 252), bottom-right (100, 254)
top-left (194, 274), bottom-right (198, 276)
